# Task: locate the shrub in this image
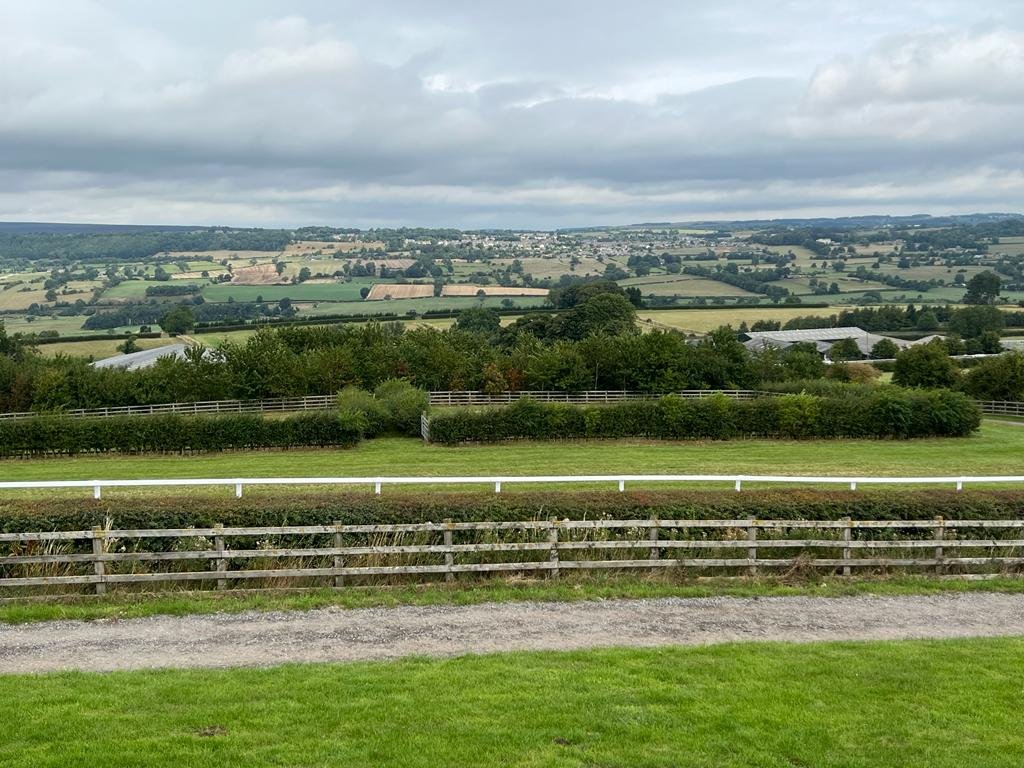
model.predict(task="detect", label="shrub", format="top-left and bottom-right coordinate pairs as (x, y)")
top-left (892, 342), bottom-right (960, 389)
top-left (0, 412), bottom-right (362, 457)
top-left (336, 386), bottom-right (388, 436)
top-left (374, 380), bottom-right (430, 436)
top-left (2, 489), bottom-right (1022, 534)
top-left (427, 390), bottom-right (980, 444)
top-left (961, 352), bottom-right (1024, 402)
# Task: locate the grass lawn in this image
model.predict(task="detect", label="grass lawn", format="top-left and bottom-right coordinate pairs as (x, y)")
top-left (2, 639), bottom-right (1023, 766)
top-left (4, 576), bottom-right (1024, 625)
top-left (0, 423), bottom-right (1017, 488)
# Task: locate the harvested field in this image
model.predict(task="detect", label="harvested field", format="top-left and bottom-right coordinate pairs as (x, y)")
top-left (285, 240), bottom-right (384, 254)
top-left (365, 283), bottom-right (434, 300)
top-left (230, 264), bottom-right (287, 285)
top-left (374, 258), bottom-right (416, 269)
top-left (441, 285), bottom-right (549, 297)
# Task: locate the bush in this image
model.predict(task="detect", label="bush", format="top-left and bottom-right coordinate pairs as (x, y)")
top-left (374, 380), bottom-right (429, 436)
top-left (2, 489), bottom-right (1022, 534)
top-left (892, 342), bottom-right (960, 389)
top-left (427, 391), bottom-right (980, 444)
top-left (336, 381), bottom-right (428, 437)
top-left (0, 412), bottom-right (362, 457)
top-left (961, 352), bottom-right (1024, 402)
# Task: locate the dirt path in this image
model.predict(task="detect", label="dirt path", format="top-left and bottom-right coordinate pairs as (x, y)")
top-left (2, 593), bottom-right (1023, 674)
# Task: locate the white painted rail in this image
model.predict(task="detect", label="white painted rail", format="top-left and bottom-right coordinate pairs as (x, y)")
top-left (0, 474), bottom-right (1022, 499)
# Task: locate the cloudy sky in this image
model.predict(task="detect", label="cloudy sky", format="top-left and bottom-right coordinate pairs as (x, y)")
top-left (2, 1), bottom-right (1024, 229)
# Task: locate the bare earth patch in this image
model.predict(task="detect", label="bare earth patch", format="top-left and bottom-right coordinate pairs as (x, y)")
top-left (2, 593), bottom-right (1023, 673)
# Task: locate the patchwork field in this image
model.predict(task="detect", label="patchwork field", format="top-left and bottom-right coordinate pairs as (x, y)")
top-left (366, 283), bottom-right (434, 300)
top-left (637, 306), bottom-right (831, 333)
top-left (440, 285), bottom-right (549, 297)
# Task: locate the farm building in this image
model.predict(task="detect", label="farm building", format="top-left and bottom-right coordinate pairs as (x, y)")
top-left (740, 327), bottom-right (933, 359)
top-left (91, 344), bottom-right (190, 371)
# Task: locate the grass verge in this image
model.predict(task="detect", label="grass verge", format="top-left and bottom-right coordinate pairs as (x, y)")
top-left (2, 639), bottom-right (1023, 766)
top-left (4, 575), bottom-right (1024, 624)
top-left (0, 422), bottom-right (1018, 498)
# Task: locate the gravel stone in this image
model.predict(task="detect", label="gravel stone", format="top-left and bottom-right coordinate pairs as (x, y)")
top-left (2, 593), bottom-right (1023, 673)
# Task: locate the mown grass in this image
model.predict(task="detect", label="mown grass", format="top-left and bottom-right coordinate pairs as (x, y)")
top-left (0, 422), bottom-right (1018, 486)
top-left (3, 576), bottom-right (1024, 625)
top-left (2, 639), bottom-right (1023, 766)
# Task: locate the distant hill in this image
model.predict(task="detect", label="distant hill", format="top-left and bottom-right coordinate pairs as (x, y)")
top-left (561, 213), bottom-right (1024, 233)
top-left (0, 222), bottom-right (209, 235)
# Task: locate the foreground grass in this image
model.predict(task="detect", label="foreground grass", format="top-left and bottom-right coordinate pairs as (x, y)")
top-left (4, 575), bottom-right (1024, 624)
top-left (3, 639), bottom-right (1023, 766)
top-left (0, 422), bottom-right (1018, 489)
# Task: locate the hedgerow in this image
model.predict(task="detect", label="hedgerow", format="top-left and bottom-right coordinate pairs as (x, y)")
top-left (427, 390), bottom-right (981, 444)
top-left (0, 412), bottom-right (362, 457)
top-left (0, 489), bottom-right (1019, 533)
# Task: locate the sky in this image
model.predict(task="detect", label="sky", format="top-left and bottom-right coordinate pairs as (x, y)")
top-left (2, 0), bottom-right (1024, 229)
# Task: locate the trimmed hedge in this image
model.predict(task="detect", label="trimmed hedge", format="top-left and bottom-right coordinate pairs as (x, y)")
top-left (0, 489), bottom-right (1021, 533)
top-left (427, 391), bottom-right (981, 444)
top-left (0, 412), bottom-right (362, 457)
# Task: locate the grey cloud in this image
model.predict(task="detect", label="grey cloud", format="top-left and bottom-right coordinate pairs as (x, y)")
top-left (1, 0), bottom-right (1023, 227)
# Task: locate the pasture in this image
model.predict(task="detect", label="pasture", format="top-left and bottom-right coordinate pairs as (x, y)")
top-left (637, 306), bottom-right (828, 332)
top-left (1, 640), bottom-right (1022, 767)
top-left (203, 280), bottom-right (375, 303)
top-left (0, 422), bottom-right (1016, 489)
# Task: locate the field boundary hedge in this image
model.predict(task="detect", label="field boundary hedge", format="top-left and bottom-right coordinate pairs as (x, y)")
top-left (426, 391), bottom-right (981, 443)
top-left (0, 489), bottom-right (1020, 533)
top-left (0, 412), bottom-right (361, 457)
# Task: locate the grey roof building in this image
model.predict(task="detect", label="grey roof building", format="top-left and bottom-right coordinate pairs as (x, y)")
top-left (91, 343), bottom-right (190, 371)
top-left (741, 327), bottom-right (930, 359)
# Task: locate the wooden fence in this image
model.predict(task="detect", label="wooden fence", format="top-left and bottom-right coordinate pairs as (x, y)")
top-left (3, 518), bottom-right (1024, 595)
top-left (426, 390), bottom-right (764, 406)
top-left (978, 401), bottom-right (1024, 418)
top-left (0, 390), bottom-right (1016, 422)
top-left (0, 390), bottom-right (766, 421)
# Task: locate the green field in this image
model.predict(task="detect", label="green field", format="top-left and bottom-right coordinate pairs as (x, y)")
top-left (0, 423), bottom-right (1017, 487)
top-left (36, 336), bottom-right (171, 360)
top-left (2, 639), bottom-right (1022, 767)
top-left (201, 280), bottom-right (377, 303)
top-left (637, 306), bottom-right (828, 332)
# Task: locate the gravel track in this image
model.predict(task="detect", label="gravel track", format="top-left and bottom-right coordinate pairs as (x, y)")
top-left (2, 593), bottom-right (1023, 674)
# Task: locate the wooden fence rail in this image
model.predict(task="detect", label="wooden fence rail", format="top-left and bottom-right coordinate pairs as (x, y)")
top-left (0, 390), bottom-right (767, 421)
top-left (0, 391), bottom-right (1016, 420)
top-left (3, 518), bottom-right (1024, 594)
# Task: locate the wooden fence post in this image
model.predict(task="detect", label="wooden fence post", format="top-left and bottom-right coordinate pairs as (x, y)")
top-left (548, 519), bottom-right (559, 580)
top-left (842, 517), bottom-right (852, 577)
top-left (934, 516), bottom-right (945, 575)
top-left (443, 519), bottom-right (454, 583)
top-left (214, 524), bottom-right (227, 590)
top-left (91, 526), bottom-right (106, 596)
top-left (649, 520), bottom-right (660, 564)
top-left (747, 520), bottom-right (757, 577)
top-left (333, 521), bottom-right (344, 589)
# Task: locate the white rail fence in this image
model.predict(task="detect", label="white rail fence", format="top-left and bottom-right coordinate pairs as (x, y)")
top-left (1, 474), bottom-right (1023, 500)
top-left (4, 517), bottom-right (1024, 594)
